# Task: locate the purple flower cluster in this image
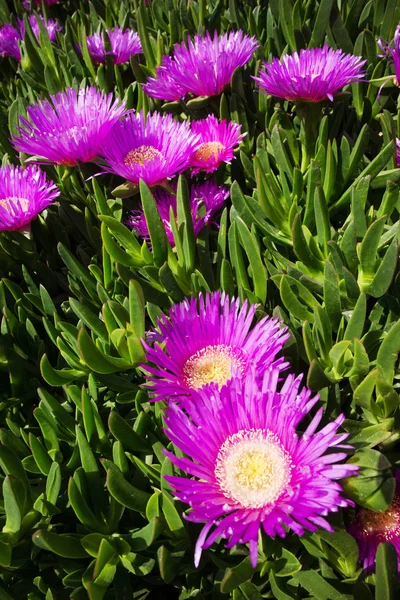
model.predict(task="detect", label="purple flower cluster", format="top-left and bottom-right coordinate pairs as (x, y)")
top-left (142, 291), bottom-right (357, 567)
top-left (143, 31), bottom-right (259, 101)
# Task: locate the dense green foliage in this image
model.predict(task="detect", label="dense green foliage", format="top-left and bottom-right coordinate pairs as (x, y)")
top-left (1, 0), bottom-right (400, 598)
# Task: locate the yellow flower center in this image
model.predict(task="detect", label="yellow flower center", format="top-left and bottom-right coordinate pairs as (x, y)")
top-left (0, 197), bottom-right (29, 211)
top-left (182, 344), bottom-right (246, 390)
top-left (124, 145), bottom-right (163, 167)
top-left (194, 141), bottom-right (225, 163)
top-left (358, 495), bottom-right (400, 540)
top-left (215, 429), bottom-right (292, 508)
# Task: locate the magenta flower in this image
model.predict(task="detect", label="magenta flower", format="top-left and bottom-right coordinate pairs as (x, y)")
top-left (189, 116), bottom-right (245, 175)
top-left (12, 87), bottom-right (126, 166)
top-left (254, 45), bottom-right (366, 103)
top-left (127, 180), bottom-right (229, 246)
top-left (18, 15), bottom-right (61, 43)
top-left (0, 164), bottom-right (59, 232)
top-left (348, 471), bottom-right (400, 573)
top-left (143, 31), bottom-right (259, 101)
top-left (378, 25), bottom-right (400, 85)
top-left (85, 27), bottom-right (142, 65)
top-left (396, 139), bottom-right (400, 166)
top-left (142, 292), bottom-right (289, 401)
top-left (163, 370), bottom-right (357, 567)
top-left (0, 24), bottom-right (21, 61)
top-left (100, 111), bottom-right (200, 187)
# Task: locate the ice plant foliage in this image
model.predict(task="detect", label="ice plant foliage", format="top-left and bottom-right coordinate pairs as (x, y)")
top-left (254, 45), bottom-right (365, 103)
top-left (12, 87), bottom-right (126, 166)
top-left (18, 15), bottom-right (61, 42)
top-left (100, 111), bottom-right (199, 187)
top-left (142, 292), bottom-right (289, 400)
top-left (189, 116), bottom-right (245, 175)
top-left (348, 471), bottom-right (400, 572)
top-left (163, 370), bottom-right (357, 567)
top-left (85, 27), bottom-right (142, 64)
top-left (377, 24), bottom-right (400, 85)
top-left (0, 24), bottom-right (21, 60)
top-left (0, 164), bottom-right (59, 232)
top-left (143, 31), bottom-right (259, 101)
top-left (127, 180), bottom-right (229, 246)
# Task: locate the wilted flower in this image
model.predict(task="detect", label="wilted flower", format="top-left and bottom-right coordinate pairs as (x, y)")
top-left (348, 471), bottom-right (400, 573)
top-left (12, 87), bottom-right (126, 166)
top-left (100, 111), bottom-right (200, 187)
top-left (18, 15), bottom-right (61, 43)
top-left (163, 370), bottom-right (357, 567)
top-left (378, 25), bottom-right (400, 86)
top-left (0, 164), bottom-right (59, 232)
top-left (0, 24), bottom-right (21, 61)
top-left (143, 31), bottom-right (259, 101)
top-left (85, 27), bottom-right (142, 64)
top-left (189, 116), bottom-right (245, 175)
top-left (254, 45), bottom-right (365, 103)
top-left (127, 180), bottom-right (229, 246)
top-left (142, 292), bottom-right (289, 401)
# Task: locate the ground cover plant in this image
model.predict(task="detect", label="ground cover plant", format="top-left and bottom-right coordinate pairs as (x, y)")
top-left (1, 0), bottom-right (400, 598)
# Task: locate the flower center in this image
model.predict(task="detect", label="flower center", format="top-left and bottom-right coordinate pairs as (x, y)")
top-left (215, 429), bottom-right (292, 508)
top-left (194, 142), bottom-right (225, 163)
top-left (358, 495), bottom-right (400, 540)
top-left (124, 145), bottom-right (163, 167)
top-left (182, 344), bottom-right (246, 390)
top-left (0, 197), bottom-right (29, 211)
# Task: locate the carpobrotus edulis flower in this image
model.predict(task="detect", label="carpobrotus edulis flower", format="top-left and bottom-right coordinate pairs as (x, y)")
top-left (0, 164), bottom-right (59, 232)
top-left (348, 471), bottom-right (400, 573)
top-left (100, 111), bottom-right (200, 187)
top-left (142, 292), bottom-right (289, 401)
top-left (163, 370), bottom-right (357, 567)
top-left (18, 15), bottom-right (61, 43)
top-left (253, 45), bottom-right (365, 103)
top-left (378, 24), bottom-right (400, 87)
top-left (189, 116), bottom-right (245, 175)
top-left (127, 179), bottom-right (229, 246)
top-left (0, 24), bottom-right (21, 61)
top-left (12, 87), bottom-right (126, 166)
top-left (143, 31), bottom-right (259, 101)
top-left (85, 27), bottom-right (142, 64)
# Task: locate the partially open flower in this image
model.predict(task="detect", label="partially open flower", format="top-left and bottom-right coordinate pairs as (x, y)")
top-left (85, 27), bottom-right (142, 64)
top-left (0, 164), bottom-right (59, 232)
top-left (18, 15), bottom-right (61, 43)
top-left (127, 179), bottom-right (229, 246)
top-left (0, 24), bottom-right (21, 61)
top-left (189, 116), bottom-right (245, 175)
top-left (163, 370), bottom-right (357, 567)
top-left (378, 25), bottom-right (400, 86)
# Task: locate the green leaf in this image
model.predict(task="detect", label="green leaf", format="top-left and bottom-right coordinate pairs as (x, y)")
top-left (289, 570), bottom-right (353, 599)
top-left (106, 468), bottom-right (150, 513)
top-left (323, 261), bottom-right (342, 329)
top-left (376, 321), bottom-right (400, 382)
top-left (176, 175), bottom-right (195, 273)
top-left (220, 557), bottom-right (255, 594)
top-left (368, 238), bottom-right (398, 298)
top-left (140, 180), bottom-right (169, 267)
top-left (108, 411), bottom-right (150, 453)
top-left (309, 0), bottom-right (334, 47)
top-left (344, 293), bottom-right (366, 340)
top-left (236, 218), bottom-right (267, 303)
top-left (32, 530), bottom-right (88, 559)
top-left (278, 0), bottom-right (296, 51)
top-left (376, 542), bottom-right (398, 600)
